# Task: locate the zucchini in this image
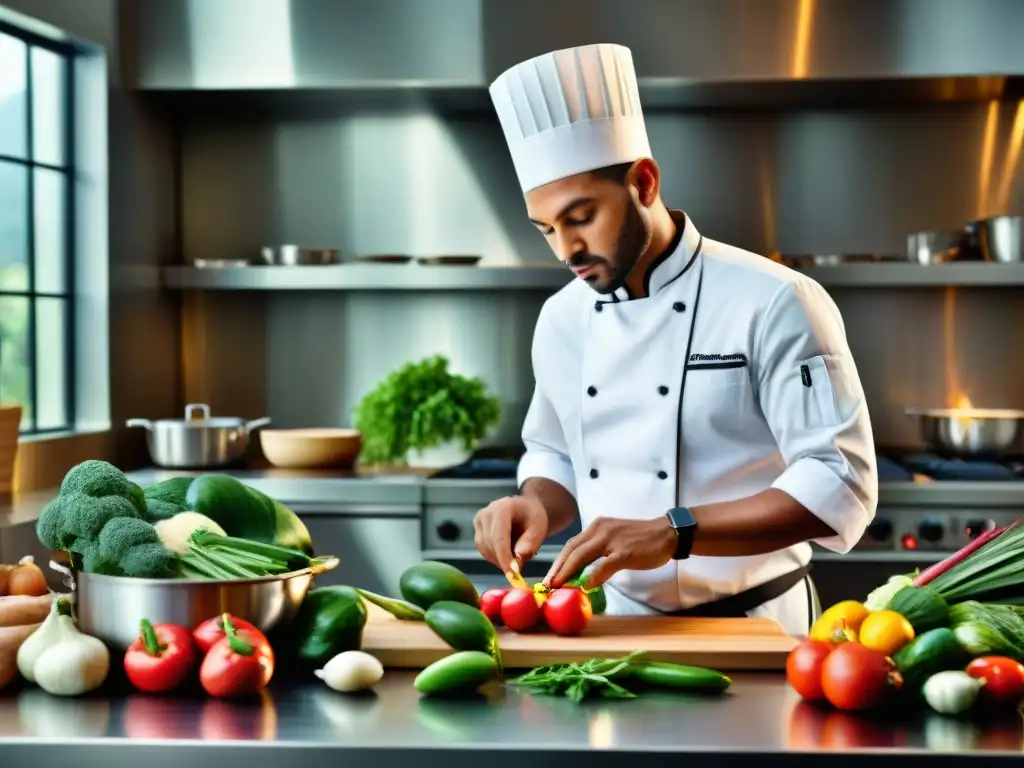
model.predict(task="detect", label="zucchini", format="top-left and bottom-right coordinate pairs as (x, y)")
top-left (414, 651), bottom-right (499, 696)
top-left (400, 561), bottom-right (480, 609)
top-left (425, 601), bottom-right (501, 664)
top-left (625, 661), bottom-right (732, 692)
top-left (893, 627), bottom-right (968, 690)
top-left (887, 585), bottom-right (950, 634)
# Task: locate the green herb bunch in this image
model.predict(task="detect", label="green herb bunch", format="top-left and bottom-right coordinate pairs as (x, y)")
top-left (353, 355), bottom-right (501, 465)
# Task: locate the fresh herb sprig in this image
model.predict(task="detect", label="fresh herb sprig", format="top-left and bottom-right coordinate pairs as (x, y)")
top-left (508, 651), bottom-right (646, 703)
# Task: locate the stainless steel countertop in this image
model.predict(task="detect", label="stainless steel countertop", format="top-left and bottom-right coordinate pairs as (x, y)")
top-left (1, 673), bottom-right (1021, 767)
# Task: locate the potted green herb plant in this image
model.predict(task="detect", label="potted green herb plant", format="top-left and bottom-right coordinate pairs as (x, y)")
top-left (353, 355), bottom-right (502, 468)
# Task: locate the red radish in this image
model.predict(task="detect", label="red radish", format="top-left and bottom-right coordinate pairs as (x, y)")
top-left (501, 588), bottom-right (544, 632)
top-left (543, 588), bottom-right (592, 636)
top-left (480, 588), bottom-right (509, 624)
top-left (914, 523), bottom-right (1011, 586)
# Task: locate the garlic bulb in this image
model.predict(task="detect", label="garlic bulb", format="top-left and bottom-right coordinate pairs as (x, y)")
top-left (30, 615), bottom-right (109, 697)
top-left (17, 597), bottom-right (63, 683)
top-left (923, 670), bottom-right (984, 715)
top-left (315, 651), bottom-right (384, 693)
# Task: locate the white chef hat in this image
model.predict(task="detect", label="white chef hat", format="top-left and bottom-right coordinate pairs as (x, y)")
top-left (489, 43), bottom-right (651, 193)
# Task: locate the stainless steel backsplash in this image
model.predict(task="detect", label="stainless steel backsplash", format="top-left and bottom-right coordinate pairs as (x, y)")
top-left (180, 100), bottom-right (1024, 448)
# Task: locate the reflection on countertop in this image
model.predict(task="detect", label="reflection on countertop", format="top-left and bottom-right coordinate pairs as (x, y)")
top-left (0, 674), bottom-right (1022, 766)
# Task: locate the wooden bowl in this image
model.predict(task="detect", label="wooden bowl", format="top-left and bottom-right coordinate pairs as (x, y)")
top-left (259, 428), bottom-right (363, 469)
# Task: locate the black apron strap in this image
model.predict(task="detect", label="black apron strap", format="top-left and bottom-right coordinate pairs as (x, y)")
top-left (665, 564), bottom-right (813, 619)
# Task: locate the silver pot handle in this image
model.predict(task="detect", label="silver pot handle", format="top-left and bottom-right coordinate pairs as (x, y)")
top-left (244, 417), bottom-right (272, 433)
top-left (49, 559), bottom-right (76, 591)
top-left (185, 403), bottom-right (212, 421)
top-left (125, 418), bottom-right (152, 429)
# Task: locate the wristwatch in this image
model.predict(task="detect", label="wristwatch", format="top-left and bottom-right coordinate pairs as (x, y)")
top-left (665, 506), bottom-right (697, 560)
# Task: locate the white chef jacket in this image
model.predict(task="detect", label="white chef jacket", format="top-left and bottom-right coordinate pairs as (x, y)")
top-left (518, 211), bottom-right (878, 636)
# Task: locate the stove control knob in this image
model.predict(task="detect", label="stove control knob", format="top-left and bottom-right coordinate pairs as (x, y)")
top-left (436, 521), bottom-right (461, 542)
top-left (867, 519), bottom-right (893, 541)
top-left (918, 518), bottom-right (945, 543)
top-left (965, 519), bottom-right (993, 539)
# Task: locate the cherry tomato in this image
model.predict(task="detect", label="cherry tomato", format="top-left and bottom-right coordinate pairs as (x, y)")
top-left (786, 639), bottom-right (833, 701)
top-left (966, 656), bottom-right (1024, 706)
top-left (193, 613), bottom-right (264, 655)
top-left (821, 642), bottom-right (901, 711)
top-left (500, 587), bottom-right (544, 632)
top-left (480, 588), bottom-right (509, 624)
top-left (543, 587), bottom-right (592, 636)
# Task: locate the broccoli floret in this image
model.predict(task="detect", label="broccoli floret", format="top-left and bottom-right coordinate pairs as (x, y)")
top-left (144, 498), bottom-right (184, 522)
top-left (96, 517), bottom-right (175, 578)
top-left (36, 492), bottom-right (141, 551)
top-left (59, 460), bottom-right (147, 517)
top-left (77, 541), bottom-right (122, 575)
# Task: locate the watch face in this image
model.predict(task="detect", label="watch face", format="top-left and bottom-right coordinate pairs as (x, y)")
top-left (669, 506), bottom-right (696, 528)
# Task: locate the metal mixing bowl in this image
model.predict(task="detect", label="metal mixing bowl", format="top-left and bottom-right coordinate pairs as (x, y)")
top-left (904, 407), bottom-right (1024, 458)
top-left (50, 556), bottom-right (339, 650)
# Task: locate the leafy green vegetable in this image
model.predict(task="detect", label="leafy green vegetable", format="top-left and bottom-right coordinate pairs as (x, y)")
top-left (354, 355), bottom-right (501, 465)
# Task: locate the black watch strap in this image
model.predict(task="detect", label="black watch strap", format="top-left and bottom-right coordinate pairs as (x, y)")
top-left (665, 506), bottom-right (697, 560)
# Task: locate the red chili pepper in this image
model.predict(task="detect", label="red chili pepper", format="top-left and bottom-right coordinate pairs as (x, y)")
top-left (123, 618), bottom-right (197, 693)
top-left (199, 613), bottom-right (275, 698)
top-left (193, 613), bottom-right (265, 654)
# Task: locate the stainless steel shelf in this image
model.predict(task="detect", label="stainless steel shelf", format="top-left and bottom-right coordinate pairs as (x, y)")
top-left (160, 262), bottom-right (1024, 292)
top-left (161, 264), bottom-right (572, 291)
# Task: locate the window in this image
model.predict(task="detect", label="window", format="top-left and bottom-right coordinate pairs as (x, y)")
top-left (0, 23), bottom-right (75, 435)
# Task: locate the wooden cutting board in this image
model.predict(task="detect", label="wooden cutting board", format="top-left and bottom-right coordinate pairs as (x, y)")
top-left (361, 605), bottom-right (798, 671)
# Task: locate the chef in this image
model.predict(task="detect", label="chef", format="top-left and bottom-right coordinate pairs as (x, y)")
top-left (472, 43), bottom-right (879, 637)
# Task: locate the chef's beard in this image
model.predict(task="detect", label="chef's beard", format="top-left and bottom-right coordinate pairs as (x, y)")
top-left (565, 200), bottom-right (651, 295)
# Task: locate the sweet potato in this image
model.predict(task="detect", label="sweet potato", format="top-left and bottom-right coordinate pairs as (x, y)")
top-left (0, 594), bottom-right (53, 628)
top-left (0, 623), bottom-right (41, 689)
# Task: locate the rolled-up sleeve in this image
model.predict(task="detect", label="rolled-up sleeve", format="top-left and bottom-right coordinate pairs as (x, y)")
top-left (517, 386), bottom-right (577, 497)
top-left (755, 279), bottom-right (878, 553)
top-left (517, 304), bottom-right (577, 497)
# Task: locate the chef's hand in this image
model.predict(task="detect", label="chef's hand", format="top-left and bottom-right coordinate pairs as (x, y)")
top-left (544, 516), bottom-right (676, 589)
top-left (473, 495), bottom-right (549, 574)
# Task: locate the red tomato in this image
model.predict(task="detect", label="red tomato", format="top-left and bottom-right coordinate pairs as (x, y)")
top-left (543, 587), bottom-right (592, 636)
top-left (500, 587), bottom-right (544, 632)
top-left (480, 588), bottom-right (509, 624)
top-left (199, 617), bottom-right (275, 699)
top-left (966, 656), bottom-right (1024, 705)
top-left (193, 614), bottom-right (264, 655)
top-left (821, 643), bottom-right (901, 711)
top-left (786, 639), bottom-right (833, 701)
top-left (123, 619), bottom-right (197, 694)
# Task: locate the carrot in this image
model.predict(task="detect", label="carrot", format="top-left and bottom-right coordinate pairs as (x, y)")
top-left (0, 594), bottom-right (54, 628)
top-left (0, 623), bottom-right (41, 690)
top-left (914, 523), bottom-right (1012, 587)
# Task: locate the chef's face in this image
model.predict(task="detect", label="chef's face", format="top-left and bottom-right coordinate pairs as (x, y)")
top-left (525, 162), bottom-right (653, 294)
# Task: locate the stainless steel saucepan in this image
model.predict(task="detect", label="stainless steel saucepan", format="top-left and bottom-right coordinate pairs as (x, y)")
top-left (127, 403), bottom-right (271, 468)
top-left (905, 407), bottom-right (1024, 458)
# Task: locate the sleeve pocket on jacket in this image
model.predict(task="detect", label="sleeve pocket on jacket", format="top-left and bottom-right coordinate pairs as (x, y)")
top-left (796, 354), bottom-right (849, 429)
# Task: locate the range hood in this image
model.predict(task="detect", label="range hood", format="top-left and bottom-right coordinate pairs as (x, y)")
top-left (127, 0), bottom-right (1024, 106)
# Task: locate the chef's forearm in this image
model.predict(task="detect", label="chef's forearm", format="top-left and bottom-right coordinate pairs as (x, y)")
top-left (688, 488), bottom-right (837, 557)
top-left (521, 477), bottom-right (578, 536)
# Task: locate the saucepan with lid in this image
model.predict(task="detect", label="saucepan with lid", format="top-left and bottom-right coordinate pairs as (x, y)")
top-left (126, 403), bottom-right (271, 468)
top-left (904, 407), bottom-right (1024, 458)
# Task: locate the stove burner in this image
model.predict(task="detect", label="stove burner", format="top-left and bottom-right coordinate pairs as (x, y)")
top-left (887, 453), bottom-right (1022, 481)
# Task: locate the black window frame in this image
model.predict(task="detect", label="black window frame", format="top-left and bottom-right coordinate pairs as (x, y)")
top-left (0, 19), bottom-right (77, 436)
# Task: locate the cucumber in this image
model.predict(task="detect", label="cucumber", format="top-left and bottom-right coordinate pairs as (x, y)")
top-left (887, 586), bottom-right (950, 634)
top-left (414, 651), bottom-right (499, 696)
top-left (893, 627), bottom-right (968, 690)
top-left (425, 601), bottom-right (501, 662)
top-left (400, 561), bottom-right (480, 610)
top-left (625, 662), bottom-right (732, 692)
